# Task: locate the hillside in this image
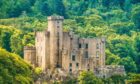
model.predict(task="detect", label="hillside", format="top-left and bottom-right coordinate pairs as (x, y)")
top-left (0, 0), bottom-right (140, 74)
top-left (0, 48), bottom-right (33, 84)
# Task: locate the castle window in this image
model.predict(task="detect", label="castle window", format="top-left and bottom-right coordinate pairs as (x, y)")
top-left (72, 55), bottom-right (75, 61)
top-left (96, 43), bottom-right (99, 49)
top-left (85, 43), bottom-right (88, 49)
top-left (96, 51), bottom-right (99, 57)
top-left (69, 68), bottom-right (72, 72)
top-left (56, 62), bottom-right (60, 67)
top-left (79, 44), bottom-right (82, 48)
top-left (76, 63), bottom-right (79, 67)
top-left (57, 21), bottom-right (59, 24)
top-left (87, 69), bottom-right (90, 71)
top-left (69, 63), bottom-right (72, 67)
top-left (96, 60), bottom-right (99, 66)
top-left (85, 51), bottom-right (88, 58)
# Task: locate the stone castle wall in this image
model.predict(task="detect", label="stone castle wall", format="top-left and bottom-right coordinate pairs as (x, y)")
top-left (24, 46), bottom-right (36, 67)
top-left (48, 16), bottom-right (63, 70)
top-left (24, 15), bottom-right (125, 79)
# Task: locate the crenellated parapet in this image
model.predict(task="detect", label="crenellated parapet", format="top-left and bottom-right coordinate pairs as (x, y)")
top-left (95, 65), bottom-right (126, 78)
top-left (47, 16), bottom-right (64, 21)
top-left (24, 46), bottom-right (36, 50)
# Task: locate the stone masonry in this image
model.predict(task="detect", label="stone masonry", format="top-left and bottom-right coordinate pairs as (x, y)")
top-left (24, 15), bottom-right (125, 78)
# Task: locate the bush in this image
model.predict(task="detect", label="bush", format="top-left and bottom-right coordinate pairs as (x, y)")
top-left (0, 48), bottom-right (33, 84)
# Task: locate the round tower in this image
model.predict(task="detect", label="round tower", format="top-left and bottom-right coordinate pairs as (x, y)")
top-left (47, 16), bottom-right (64, 69)
top-left (24, 46), bottom-right (36, 67)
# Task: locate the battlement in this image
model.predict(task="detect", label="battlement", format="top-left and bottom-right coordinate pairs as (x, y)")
top-left (24, 46), bottom-right (36, 50)
top-left (48, 16), bottom-right (64, 21)
top-left (105, 65), bottom-right (124, 69)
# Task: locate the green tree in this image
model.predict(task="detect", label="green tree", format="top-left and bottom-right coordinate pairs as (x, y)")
top-left (106, 49), bottom-right (120, 65)
top-left (110, 22), bottom-right (134, 35)
top-left (0, 25), bottom-right (14, 52)
top-left (132, 5), bottom-right (140, 29)
top-left (22, 32), bottom-right (35, 46)
top-left (0, 48), bottom-right (33, 84)
top-left (10, 30), bottom-right (23, 56)
top-left (47, 0), bottom-right (66, 17)
top-left (119, 57), bottom-right (137, 72)
top-left (110, 74), bottom-right (126, 84)
top-left (78, 71), bottom-right (103, 84)
top-left (134, 34), bottom-right (140, 72)
top-left (127, 73), bottom-right (140, 84)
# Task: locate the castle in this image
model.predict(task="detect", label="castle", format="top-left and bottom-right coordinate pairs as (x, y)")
top-left (24, 16), bottom-right (125, 78)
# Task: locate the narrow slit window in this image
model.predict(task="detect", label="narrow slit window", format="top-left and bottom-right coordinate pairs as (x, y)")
top-left (85, 43), bottom-right (88, 49)
top-left (96, 51), bottom-right (99, 57)
top-left (76, 63), bottom-right (79, 67)
top-left (69, 63), bottom-right (72, 67)
top-left (79, 44), bottom-right (82, 48)
top-left (85, 51), bottom-right (88, 58)
top-left (96, 43), bottom-right (99, 49)
top-left (69, 68), bottom-right (72, 72)
top-left (72, 55), bottom-right (75, 61)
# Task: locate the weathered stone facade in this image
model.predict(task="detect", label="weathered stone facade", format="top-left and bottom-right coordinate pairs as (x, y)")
top-left (95, 65), bottom-right (126, 78)
top-left (24, 15), bottom-right (125, 78)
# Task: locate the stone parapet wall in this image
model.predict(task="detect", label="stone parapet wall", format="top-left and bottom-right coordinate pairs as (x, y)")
top-left (48, 16), bottom-right (64, 21)
top-left (95, 65), bottom-right (126, 78)
top-left (24, 46), bottom-right (36, 50)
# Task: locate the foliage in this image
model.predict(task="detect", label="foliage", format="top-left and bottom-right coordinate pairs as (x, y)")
top-left (78, 71), bottom-right (103, 84)
top-left (62, 76), bottom-right (77, 84)
top-left (32, 67), bottom-right (43, 82)
top-left (34, 67), bottom-right (42, 75)
top-left (127, 73), bottom-right (140, 84)
top-left (132, 5), bottom-right (140, 29)
top-left (101, 74), bottom-right (126, 84)
top-left (0, 0), bottom-right (140, 74)
top-left (0, 48), bottom-right (33, 84)
top-left (0, 25), bottom-right (35, 56)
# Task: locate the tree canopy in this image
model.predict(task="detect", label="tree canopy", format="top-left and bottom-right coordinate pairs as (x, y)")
top-left (0, 0), bottom-right (140, 81)
top-left (0, 48), bottom-right (33, 84)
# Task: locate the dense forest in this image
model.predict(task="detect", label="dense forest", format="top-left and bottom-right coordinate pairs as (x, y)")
top-left (0, 0), bottom-right (140, 83)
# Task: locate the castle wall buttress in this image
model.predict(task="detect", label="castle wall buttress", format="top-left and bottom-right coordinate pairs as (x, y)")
top-left (62, 32), bottom-right (71, 72)
top-left (101, 38), bottom-right (106, 66)
top-left (35, 32), bottom-right (47, 71)
top-left (45, 31), bottom-right (50, 69)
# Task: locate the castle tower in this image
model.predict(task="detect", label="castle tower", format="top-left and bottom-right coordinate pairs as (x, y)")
top-left (24, 46), bottom-right (36, 67)
top-left (47, 16), bottom-right (64, 69)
